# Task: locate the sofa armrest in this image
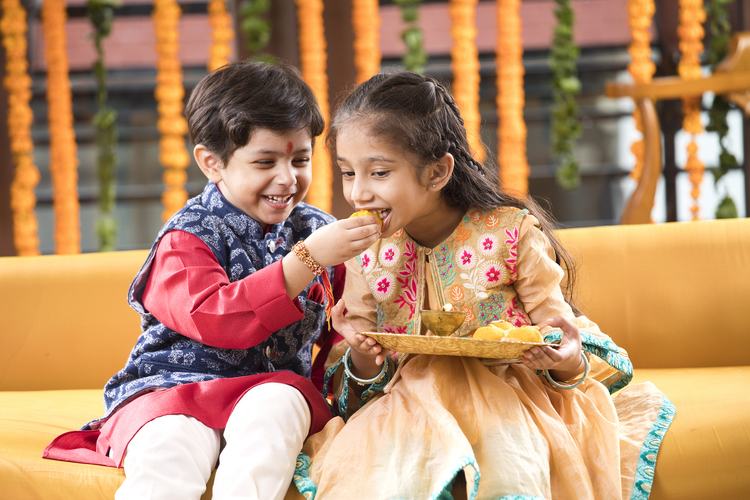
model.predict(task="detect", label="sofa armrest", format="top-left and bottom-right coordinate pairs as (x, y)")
top-left (557, 218), bottom-right (750, 369)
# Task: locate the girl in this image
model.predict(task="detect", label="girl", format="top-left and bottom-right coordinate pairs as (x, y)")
top-left (292, 72), bottom-right (674, 500)
top-left (44, 62), bottom-right (381, 500)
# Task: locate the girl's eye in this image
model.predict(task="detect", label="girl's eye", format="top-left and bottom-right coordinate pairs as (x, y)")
top-left (254, 160), bottom-right (275, 167)
top-left (340, 171), bottom-right (355, 179)
top-left (373, 170), bottom-right (389, 178)
top-left (293, 158), bottom-right (311, 166)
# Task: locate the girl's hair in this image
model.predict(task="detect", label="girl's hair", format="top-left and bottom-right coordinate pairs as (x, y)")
top-left (185, 61), bottom-right (325, 166)
top-left (328, 71), bottom-right (581, 315)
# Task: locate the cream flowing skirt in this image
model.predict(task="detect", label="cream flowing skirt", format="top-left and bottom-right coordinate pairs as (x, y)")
top-left (291, 354), bottom-right (672, 500)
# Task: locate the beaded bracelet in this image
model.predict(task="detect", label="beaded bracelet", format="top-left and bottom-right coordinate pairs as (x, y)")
top-left (343, 347), bottom-right (388, 386)
top-left (291, 241), bottom-right (324, 276)
top-left (544, 351), bottom-right (590, 390)
top-left (291, 240), bottom-right (333, 327)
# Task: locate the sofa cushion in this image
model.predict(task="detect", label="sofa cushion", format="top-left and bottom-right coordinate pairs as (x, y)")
top-left (4, 367), bottom-right (748, 500)
top-left (628, 366), bottom-right (750, 500)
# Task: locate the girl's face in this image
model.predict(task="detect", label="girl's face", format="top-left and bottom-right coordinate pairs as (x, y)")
top-left (336, 124), bottom-right (458, 246)
top-left (196, 128), bottom-right (312, 230)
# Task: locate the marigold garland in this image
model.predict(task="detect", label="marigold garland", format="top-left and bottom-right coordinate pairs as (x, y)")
top-left (496, 0), bottom-right (528, 197)
top-left (208, 0), bottom-right (234, 72)
top-left (295, 0), bottom-right (331, 212)
top-left (352, 0), bottom-right (381, 84)
top-left (1, 0), bottom-right (40, 255)
top-left (153, 0), bottom-right (190, 222)
top-left (449, 0), bottom-right (484, 163)
top-left (42, 0), bottom-right (80, 254)
top-left (677, 0), bottom-right (706, 220)
top-left (627, 0), bottom-right (656, 182)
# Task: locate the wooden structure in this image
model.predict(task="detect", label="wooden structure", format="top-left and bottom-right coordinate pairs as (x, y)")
top-left (606, 32), bottom-right (750, 224)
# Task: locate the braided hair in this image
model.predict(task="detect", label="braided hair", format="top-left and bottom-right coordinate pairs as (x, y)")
top-left (329, 71), bottom-right (581, 315)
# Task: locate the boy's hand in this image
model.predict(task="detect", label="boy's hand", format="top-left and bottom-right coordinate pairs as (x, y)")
top-left (332, 299), bottom-right (386, 379)
top-left (304, 217), bottom-right (380, 268)
top-left (521, 315), bottom-right (584, 380)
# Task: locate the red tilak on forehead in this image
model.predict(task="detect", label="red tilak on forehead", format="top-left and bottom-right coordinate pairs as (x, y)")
top-left (286, 141), bottom-right (293, 154)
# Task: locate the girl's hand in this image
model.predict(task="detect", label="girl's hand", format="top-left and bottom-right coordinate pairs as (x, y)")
top-left (304, 217), bottom-right (381, 268)
top-left (332, 299), bottom-right (386, 379)
top-left (521, 315), bottom-right (584, 380)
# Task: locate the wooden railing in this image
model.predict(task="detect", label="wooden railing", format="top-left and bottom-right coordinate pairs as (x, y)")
top-left (605, 32), bottom-right (750, 224)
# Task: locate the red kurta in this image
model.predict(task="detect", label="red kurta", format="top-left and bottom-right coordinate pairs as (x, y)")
top-left (45, 230), bottom-right (344, 467)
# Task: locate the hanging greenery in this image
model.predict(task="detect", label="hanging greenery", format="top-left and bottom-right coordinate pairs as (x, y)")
top-left (705, 0), bottom-right (739, 219)
top-left (395, 0), bottom-right (426, 73)
top-left (239, 0), bottom-right (274, 62)
top-left (549, 0), bottom-right (582, 190)
top-left (87, 0), bottom-right (120, 252)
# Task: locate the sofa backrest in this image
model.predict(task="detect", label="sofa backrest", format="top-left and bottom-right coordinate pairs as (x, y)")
top-left (1, 218), bottom-right (748, 391)
top-left (557, 218), bottom-right (750, 369)
top-left (0, 250), bottom-right (148, 391)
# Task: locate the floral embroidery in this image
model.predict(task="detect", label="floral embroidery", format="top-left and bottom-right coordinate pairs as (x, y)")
top-left (477, 294), bottom-right (506, 324)
top-left (435, 244), bottom-right (456, 286)
top-left (379, 243), bottom-right (400, 267)
top-left (359, 249), bottom-right (375, 271)
top-left (372, 271), bottom-right (396, 301)
top-left (503, 226), bottom-right (520, 282)
top-left (381, 322), bottom-right (408, 334)
top-left (394, 240), bottom-right (418, 319)
top-left (477, 233), bottom-right (498, 256)
top-left (456, 245), bottom-right (475, 270)
top-left (450, 284), bottom-right (464, 302)
top-left (461, 305), bottom-right (476, 322)
top-left (485, 214), bottom-right (500, 228)
top-left (478, 261), bottom-right (506, 288)
top-left (454, 222), bottom-right (472, 243)
top-left (470, 209), bottom-right (483, 223)
top-left (504, 296), bottom-right (530, 326)
top-left (393, 228), bottom-right (405, 239)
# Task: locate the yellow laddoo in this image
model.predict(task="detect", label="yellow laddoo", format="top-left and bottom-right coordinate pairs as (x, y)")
top-left (472, 325), bottom-right (507, 340)
top-left (503, 325), bottom-right (543, 344)
top-left (490, 320), bottom-right (514, 331)
top-left (349, 210), bottom-right (383, 229)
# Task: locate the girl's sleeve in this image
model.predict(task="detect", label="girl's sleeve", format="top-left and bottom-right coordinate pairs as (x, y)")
top-left (322, 257), bottom-right (394, 421)
top-left (515, 216), bottom-right (634, 392)
top-left (142, 230), bottom-right (306, 350)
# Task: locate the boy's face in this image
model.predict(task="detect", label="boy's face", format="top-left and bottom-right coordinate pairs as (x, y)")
top-left (201, 128), bottom-right (313, 229)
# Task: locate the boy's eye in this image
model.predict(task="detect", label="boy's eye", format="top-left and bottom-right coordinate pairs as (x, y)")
top-left (341, 171), bottom-right (355, 179)
top-left (373, 170), bottom-right (389, 178)
top-left (293, 157), bottom-right (311, 166)
top-left (254, 160), bottom-right (275, 166)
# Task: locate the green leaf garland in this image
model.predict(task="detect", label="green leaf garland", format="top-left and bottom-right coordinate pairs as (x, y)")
top-left (549, 0), bottom-right (582, 190)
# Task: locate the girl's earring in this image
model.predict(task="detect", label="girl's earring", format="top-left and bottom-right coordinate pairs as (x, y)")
top-left (432, 184), bottom-right (436, 188)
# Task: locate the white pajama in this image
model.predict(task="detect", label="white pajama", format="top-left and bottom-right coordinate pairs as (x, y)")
top-left (115, 383), bottom-right (311, 500)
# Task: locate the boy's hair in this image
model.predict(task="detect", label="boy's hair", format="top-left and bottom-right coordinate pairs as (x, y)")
top-left (329, 71), bottom-right (581, 314)
top-left (185, 61), bottom-right (325, 166)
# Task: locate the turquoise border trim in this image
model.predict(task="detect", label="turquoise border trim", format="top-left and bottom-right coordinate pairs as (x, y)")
top-left (293, 452), bottom-right (317, 500)
top-left (629, 395), bottom-right (677, 500)
top-left (542, 331), bottom-right (634, 394)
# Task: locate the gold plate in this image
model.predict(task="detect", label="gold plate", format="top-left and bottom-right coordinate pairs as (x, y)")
top-left (363, 332), bottom-right (558, 360)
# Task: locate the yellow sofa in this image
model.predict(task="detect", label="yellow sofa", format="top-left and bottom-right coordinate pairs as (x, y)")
top-left (1, 218), bottom-right (749, 500)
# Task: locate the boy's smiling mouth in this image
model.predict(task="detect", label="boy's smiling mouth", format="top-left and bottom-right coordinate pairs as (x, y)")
top-left (263, 194), bottom-right (294, 205)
